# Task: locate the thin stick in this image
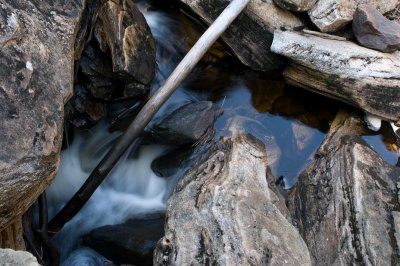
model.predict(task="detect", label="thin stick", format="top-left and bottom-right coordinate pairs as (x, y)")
top-left (48, 0), bottom-right (250, 234)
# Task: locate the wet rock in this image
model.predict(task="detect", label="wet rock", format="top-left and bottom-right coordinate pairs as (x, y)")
top-left (288, 111), bottom-right (400, 265)
top-left (0, 249), bottom-right (39, 266)
top-left (62, 247), bottom-right (115, 266)
top-left (83, 215), bottom-right (165, 265)
top-left (271, 30), bottom-right (400, 122)
top-left (95, 0), bottom-right (156, 87)
top-left (353, 4), bottom-right (400, 53)
top-left (149, 101), bottom-right (222, 145)
top-left (273, 0), bottom-right (317, 12)
top-left (151, 146), bottom-right (193, 177)
top-left (65, 84), bottom-right (107, 129)
top-left (308, 0), bottom-right (398, 32)
top-left (154, 134), bottom-right (311, 265)
top-left (0, 0), bottom-right (85, 240)
top-left (177, 0), bottom-right (303, 71)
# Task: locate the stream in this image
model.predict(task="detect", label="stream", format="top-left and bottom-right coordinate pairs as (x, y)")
top-left (45, 2), bottom-right (400, 265)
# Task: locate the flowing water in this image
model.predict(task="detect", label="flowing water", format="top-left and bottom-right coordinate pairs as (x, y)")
top-left (46, 2), bottom-right (400, 264)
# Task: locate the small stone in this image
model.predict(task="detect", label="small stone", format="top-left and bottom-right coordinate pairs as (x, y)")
top-left (273, 0), bottom-right (317, 12)
top-left (353, 4), bottom-right (400, 53)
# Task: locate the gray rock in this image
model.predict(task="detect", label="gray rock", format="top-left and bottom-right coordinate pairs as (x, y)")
top-left (273, 0), bottom-right (317, 12)
top-left (154, 134), bottom-right (311, 265)
top-left (0, 249), bottom-right (39, 266)
top-left (288, 111), bottom-right (400, 265)
top-left (151, 146), bottom-right (193, 177)
top-left (0, 0), bottom-right (85, 238)
top-left (308, 0), bottom-right (398, 32)
top-left (271, 29), bottom-right (400, 122)
top-left (176, 0), bottom-right (303, 71)
top-left (149, 101), bottom-right (222, 145)
top-left (353, 4), bottom-right (400, 53)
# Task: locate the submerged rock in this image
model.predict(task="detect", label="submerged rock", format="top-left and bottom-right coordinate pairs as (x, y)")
top-left (82, 215), bottom-right (165, 265)
top-left (151, 146), bottom-right (193, 177)
top-left (273, 0), bottom-right (317, 12)
top-left (177, 0), bottom-right (303, 71)
top-left (288, 111), bottom-right (400, 265)
top-left (154, 134), bottom-right (311, 265)
top-left (149, 101), bottom-right (222, 145)
top-left (353, 4), bottom-right (400, 53)
top-left (0, 0), bottom-right (85, 244)
top-left (271, 30), bottom-right (400, 122)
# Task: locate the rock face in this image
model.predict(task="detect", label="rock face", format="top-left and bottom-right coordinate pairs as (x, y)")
top-left (177, 0), bottom-right (303, 71)
top-left (288, 111), bottom-right (400, 265)
top-left (308, 0), bottom-right (398, 32)
top-left (154, 134), bottom-right (311, 265)
top-left (273, 0), bottom-right (317, 12)
top-left (0, 0), bottom-right (85, 243)
top-left (271, 30), bottom-right (400, 122)
top-left (353, 4), bottom-right (400, 53)
top-left (0, 249), bottom-right (39, 266)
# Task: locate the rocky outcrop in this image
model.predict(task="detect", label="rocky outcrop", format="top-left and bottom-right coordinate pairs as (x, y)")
top-left (288, 111), bottom-right (400, 265)
top-left (176, 0), bottom-right (303, 71)
top-left (0, 248), bottom-right (39, 266)
top-left (0, 0), bottom-right (85, 243)
top-left (308, 0), bottom-right (398, 32)
top-left (271, 30), bottom-right (400, 122)
top-left (154, 134), bottom-right (311, 265)
top-left (273, 0), bottom-right (317, 12)
top-left (353, 4), bottom-right (400, 53)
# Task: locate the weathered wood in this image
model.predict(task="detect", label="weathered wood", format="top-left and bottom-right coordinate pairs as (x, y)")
top-left (271, 30), bottom-right (400, 122)
top-left (288, 110), bottom-right (400, 265)
top-left (48, 0), bottom-right (251, 234)
top-left (0, 218), bottom-right (24, 251)
top-left (154, 134), bottom-right (311, 265)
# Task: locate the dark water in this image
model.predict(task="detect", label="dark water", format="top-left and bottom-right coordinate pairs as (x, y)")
top-left (47, 2), bottom-right (400, 264)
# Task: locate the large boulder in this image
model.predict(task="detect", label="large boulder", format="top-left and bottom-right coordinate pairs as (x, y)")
top-left (353, 4), bottom-right (400, 53)
top-left (288, 111), bottom-right (400, 265)
top-left (176, 0), bottom-right (303, 71)
top-left (153, 134), bottom-right (311, 265)
top-left (308, 0), bottom-right (398, 32)
top-left (0, 0), bottom-right (85, 246)
top-left (271, 30), bottom-right (400, 122)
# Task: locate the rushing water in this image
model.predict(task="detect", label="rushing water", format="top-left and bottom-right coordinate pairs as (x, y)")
top-left (46, 2), bottom-right (400, 264)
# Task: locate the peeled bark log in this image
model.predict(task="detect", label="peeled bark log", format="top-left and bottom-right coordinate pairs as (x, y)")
top-left (288, 110), bottom-right (400, 265)
top-left (154, 134), bottom-right (311, 265)
top-left (271, 30), bottom-right (400, 122)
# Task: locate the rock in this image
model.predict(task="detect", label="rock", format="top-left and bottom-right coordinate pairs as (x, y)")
top-left (154, 134), bottom-right (311, 265)
top-left (0, 218), bottom-right (24, 250)
top-left (0, 248), bottom-right (39, 266)
top-left (151, 146), bottom-right (193, 177)
top-left (353, 4), bottom-right (400, 53)
top-left (62, 247), bottom-right (115, 266)
top-left (291, 122), bottom-right (315, 151)
top-left (177, 0), bottom-right (303, 71)
top-left (95, 0), bottom-right (156, 86)
top-left (149, 101), bottom-right (222, 145)
top-left (0, 0), bottom-right (85, 240)
top-left (308, 0), bottom-right (398, 32)
top-left (82, 215), bottom-right (165, 265)
top-left (273, 0), bottom-right (317, 12)
top-left (271, 30), bottom-right (400, 122)
top-left (288, 110), bottom-right (400, 265)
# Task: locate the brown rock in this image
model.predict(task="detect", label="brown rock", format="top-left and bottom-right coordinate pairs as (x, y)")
top-left (0, 0), bottom-right (85, 237)
top-left (353, 4), bottom-right (400, 53)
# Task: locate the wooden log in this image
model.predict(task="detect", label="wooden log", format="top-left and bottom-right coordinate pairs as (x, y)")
top-left (48, 0), bottom-right (250, 234)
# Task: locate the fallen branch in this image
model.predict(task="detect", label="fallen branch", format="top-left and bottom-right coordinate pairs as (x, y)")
top-left (48, 0), bottom-right (250, 234)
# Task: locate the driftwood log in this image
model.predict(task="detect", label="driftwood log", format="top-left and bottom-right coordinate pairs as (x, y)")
top-left (154, 134), bottom-right (311, 265)
top-left (288, 110), bottom-right (400, 265)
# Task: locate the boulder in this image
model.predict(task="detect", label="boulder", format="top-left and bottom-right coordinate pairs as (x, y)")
top-left (308, 0), bottom-right (398, 32)
top-left (149, 101), bottom-right (222, 145)
top-left (0, 0), bottom-right (85, 244)
top-left (176, 0), bottom-right (303, 71)
top-left (271, 30), bottom-right (400, 122)
top-left (154, 134), bottom-right (311, 265)
top-left (272, 0), bottom-right (317, 12)
top-left (95, 0), bottom-right (156, 87)
top-left (0, 248), bottom-right (39, 266)
top-left (151, 146), bottom-right (193, 177)
top-left (288, 110), bottom-right (400, 265)
top-left (82, 215), bottom-right (165, 265)
top-left (353, 4), bottom-right (400, 53)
